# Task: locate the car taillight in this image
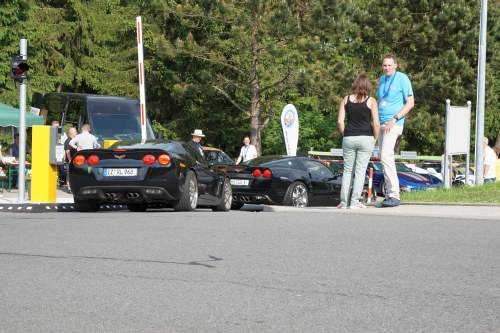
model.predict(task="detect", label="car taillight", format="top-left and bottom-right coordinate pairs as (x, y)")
top-left (143, 154), bottom-right (155, 165)
top-left (157, 154), bottom-right (171, 165)
top-left (220, 167), bottom-right (227, 173)
top-left (87, 155), bottom-right (99, 166)
top-left (252, 169), bottom-right (262, 177)
top-left (74, 154), bottom-right (85, 166)
top-left (262, 169), bottom-right (272, 178)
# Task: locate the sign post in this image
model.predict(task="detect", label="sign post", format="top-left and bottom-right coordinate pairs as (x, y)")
top-left (18, 37), bottom-right (28, 203)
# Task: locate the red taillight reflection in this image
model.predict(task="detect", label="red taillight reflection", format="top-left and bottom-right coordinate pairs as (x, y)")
top-left (74, 155), bottom-right (85, 166)
top-left (157, 154), bottom-right (171, 165)
top-left (143, 154), bottom-right (155, 165)
top-left (252, 169), bottom-right (262, 177)
top-left (262, 169), bottom-right (272, 178)
top-left (87, 155), bottom-right (99, 166)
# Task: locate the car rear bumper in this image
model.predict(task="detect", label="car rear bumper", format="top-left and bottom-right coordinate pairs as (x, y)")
top-left (75, 186), bottom-right (178, 204)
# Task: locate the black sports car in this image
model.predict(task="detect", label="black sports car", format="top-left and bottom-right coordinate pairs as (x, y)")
top-left (223, 155), bottom-right (345, 209)
top-left (68, 140), bottom-right (232, 212)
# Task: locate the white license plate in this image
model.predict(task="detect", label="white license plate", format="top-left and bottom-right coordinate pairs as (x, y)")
top-left (230, 179), bottom-right (249, 186)
top-left (104, 168), bottom-right (137, 176)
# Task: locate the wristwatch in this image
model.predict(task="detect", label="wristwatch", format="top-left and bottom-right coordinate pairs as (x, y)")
top-left (393, 114), bottom-right (399, 120)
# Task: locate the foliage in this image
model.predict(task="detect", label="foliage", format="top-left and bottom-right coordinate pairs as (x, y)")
top-left (0, 0), bottom-right (498, 158)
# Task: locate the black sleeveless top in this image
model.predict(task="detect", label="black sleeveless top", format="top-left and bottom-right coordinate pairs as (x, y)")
top-left (343, 96), bottom-right (374, 137)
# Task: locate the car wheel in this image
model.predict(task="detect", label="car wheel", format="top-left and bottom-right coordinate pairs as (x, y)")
top-left (74, 199), bottom-right (100, 212)
top-left (173, 170), bottom-right (198, 211)
top-left (231, 202), bottom-right (244, 210)
top-left (283, 181), bottom-right (308, 207)
top-left (212, 178), bottom-right (232, 212)
top-left (127, 204), bottom-right (148, 212)
top-left (381, 181), bottom-right (388, 197)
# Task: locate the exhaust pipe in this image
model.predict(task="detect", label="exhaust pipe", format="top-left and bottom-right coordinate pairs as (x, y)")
top-left (127, 192), bottom-right (140, 199)
top-left (105, 192), bottom-right (116, 199)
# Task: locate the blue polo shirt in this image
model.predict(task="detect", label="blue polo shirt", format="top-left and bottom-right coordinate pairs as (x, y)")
top-left (377, 71), bottom-right (413, 126)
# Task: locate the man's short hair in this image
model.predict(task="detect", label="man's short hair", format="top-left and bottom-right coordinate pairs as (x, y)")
top-left (383, 53), bottom-right (398, 64)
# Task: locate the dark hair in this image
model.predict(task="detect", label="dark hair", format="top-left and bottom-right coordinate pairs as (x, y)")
top-left (383, 53), bottom-right (398, 64)
top-left (351, 74), bottom-right (371, 102)
top-left (493, 146), bottom-right (500, 157)
top-left (14, 133), bottom-right (19, 139)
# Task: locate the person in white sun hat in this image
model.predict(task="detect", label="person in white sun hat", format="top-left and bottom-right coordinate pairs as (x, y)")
top-left (187, 129), bottom-right (205, 156)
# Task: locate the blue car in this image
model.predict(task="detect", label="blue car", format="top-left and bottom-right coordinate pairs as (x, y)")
top-left (367, 161), bottom-right (443, 196)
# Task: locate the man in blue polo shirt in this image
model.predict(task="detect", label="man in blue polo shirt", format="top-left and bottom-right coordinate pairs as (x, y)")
top-left (375, 54), bottom-right (415, 208)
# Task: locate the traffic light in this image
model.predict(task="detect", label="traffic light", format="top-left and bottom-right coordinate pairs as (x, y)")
top-left (10, 55), bottom-right (29, 82)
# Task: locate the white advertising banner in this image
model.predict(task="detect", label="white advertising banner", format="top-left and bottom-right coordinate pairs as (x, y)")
top-left (281, 104), bottom-right (299, 156)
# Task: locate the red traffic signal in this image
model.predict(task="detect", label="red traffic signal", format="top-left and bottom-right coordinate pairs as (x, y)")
top-left (10, 55), bottom-right (29, 82)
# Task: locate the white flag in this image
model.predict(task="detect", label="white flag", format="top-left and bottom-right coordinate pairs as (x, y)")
top-left (281, 104), bottom-right (299, 156)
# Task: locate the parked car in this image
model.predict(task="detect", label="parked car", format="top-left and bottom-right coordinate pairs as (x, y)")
top-left (223, 155), bottom-right (375, 209)
top-left (68, 140), bottom-right (232, 212)
top-left (414, 161), bottom-right (475, 186)
top-left (368, 161), bottom-right (443, 196)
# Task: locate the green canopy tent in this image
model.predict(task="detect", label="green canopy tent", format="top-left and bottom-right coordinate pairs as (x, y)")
top-left (0, 102), bottom-right (44, 127)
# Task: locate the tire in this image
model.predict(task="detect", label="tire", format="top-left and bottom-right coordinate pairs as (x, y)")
top-left (231, 202), bottom-right (244, 210)
top-left (127, 204), bottom-right (148, 212)
top-left (283, 181), bottom-right (308, 207)
top-left (381, 181), bottom-right (388, 197)
top-left (173, 170), bottom-right (198, 211)
top-left (74, 199), bottom-right (100, 212)
top-left (212, 178), bottom-right (232, 212)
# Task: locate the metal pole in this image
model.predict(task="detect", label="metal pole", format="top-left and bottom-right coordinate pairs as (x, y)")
top-left (474, 0), bottom-right (488, 186)
top-left (18, 36), bottom-right (27, 203)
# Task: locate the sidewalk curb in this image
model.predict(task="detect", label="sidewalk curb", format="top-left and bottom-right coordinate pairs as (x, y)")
top-left (0, 202), bottom-right (128, 213)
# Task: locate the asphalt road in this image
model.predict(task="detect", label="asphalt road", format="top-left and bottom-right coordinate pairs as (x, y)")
top-left (0, 209), bottom-right (499, 333)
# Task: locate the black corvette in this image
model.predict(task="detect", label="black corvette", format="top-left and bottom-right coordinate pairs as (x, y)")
top-left (68, 140), bottom-right (232, 212)
top-left (222, 156), bottom-right (345, 209)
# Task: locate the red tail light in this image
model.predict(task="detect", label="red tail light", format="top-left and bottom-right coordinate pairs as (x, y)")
top-left (252, 169), bottom-right (262, 177)
top-left (157, 154), bottom-right (171, 165)
top-left (74, 154), bottom-right (85, 166)
top-left (220, 167), bottom-right (227, 173)
top-left (87, 155), bottom-right (99, 166)
top-left (143, 154), bottom-right (155, 165)
top-left (262, 169), bottom-right (272, 178)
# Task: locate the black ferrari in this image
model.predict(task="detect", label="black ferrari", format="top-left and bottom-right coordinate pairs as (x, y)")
top-left (223, 155), bottom-right (345, 209)
top-left (68, 140), bottom-right (232, 212)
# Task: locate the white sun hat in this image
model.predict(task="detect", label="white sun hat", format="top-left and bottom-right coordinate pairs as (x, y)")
top-left (191, 129), bottom-right (205, 137)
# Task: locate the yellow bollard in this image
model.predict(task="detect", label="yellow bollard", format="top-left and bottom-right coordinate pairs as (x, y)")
top-left (31, 125), bottom-right (57, 202)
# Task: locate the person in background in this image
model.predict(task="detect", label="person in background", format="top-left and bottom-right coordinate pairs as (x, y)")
top-left (235, 136), bottom-right (258, 165)
top-left (69, 124), bottom-right (101, 151)
top-left (64, 127), bottom-right (78, 193)
top-left (337, 74), bottom-right (380, 209)
top-left (493, 146), bottom-right (500, 181)
top-left (483, 137), bottom-right (497, 183)
top-left (187, 129), bottom-right (205, 156)
top-left (375, 54), bottom-right (414, 208)
top-left (8, 133), bottom-right (31, 187)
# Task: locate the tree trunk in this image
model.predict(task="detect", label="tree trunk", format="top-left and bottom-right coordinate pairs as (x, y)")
top-left (249, 10), bottom-right (262, 155)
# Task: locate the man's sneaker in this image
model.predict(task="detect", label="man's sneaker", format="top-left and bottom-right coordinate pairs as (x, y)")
top-left (375, 197), bottom-right (400, 208)
top-left (337, 203), bottom-right (347, 209)
top-left (349, 203), bottom-right (367, 209)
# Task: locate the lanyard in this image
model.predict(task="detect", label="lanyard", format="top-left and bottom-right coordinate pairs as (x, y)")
top-left (243, 146), bottom-right (248, 159)
top-left (382, 71), bottom-right (397, 100)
